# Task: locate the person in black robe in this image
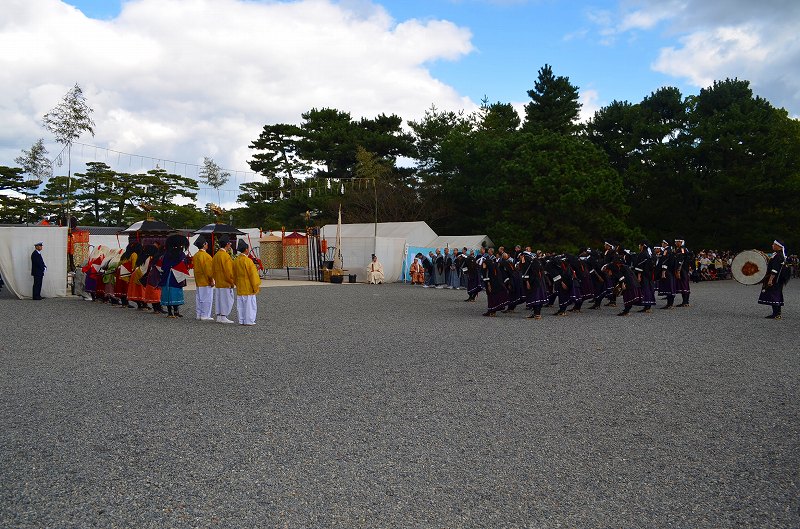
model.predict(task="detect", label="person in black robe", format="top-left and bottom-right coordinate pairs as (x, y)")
top-left (634, 240), bottom-right (656, 313)
top-left (464, 252), bottom-right (482, 302)
top-left (608, 258), bottom-right (642, 316)
top-left (481, 254), bottom-right (508, 316)
top-left (657, 240), bottom-right (677, 309)
top-left (421, 252), bottom-right (434, 288)
top-left (759, 240), bottom-right (790, 319)
top-left (500, 253), bottom-right (524, 313)
top-left (433, 249), bottom-right (446, 288)
top-left (602, 241), bottom-right (618, 307)
top-left (566, 253), bottom-right (591, 312)
top-left (545, 256), bottom-right (573, 316)
top-left (674, 238), bottom-right (693, 307)
top-left (586, 249), bottom-right (606, 310)
top-left (31, 242), bottom-right (46, 300)
top-left (521, 253), bottom-right (549, 319)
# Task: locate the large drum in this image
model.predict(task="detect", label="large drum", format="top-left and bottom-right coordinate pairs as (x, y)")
top-left (732, 250), bottom-right (769, 285)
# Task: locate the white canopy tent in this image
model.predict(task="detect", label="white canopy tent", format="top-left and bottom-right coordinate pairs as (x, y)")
top-left (0, 226), bottom-right (68, 299)
top-left (320, 221), bottom-right (490, 282)
top-left (427, 235), bottom-right (494, 250)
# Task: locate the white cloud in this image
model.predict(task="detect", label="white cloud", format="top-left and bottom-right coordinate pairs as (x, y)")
top-left (653, 25), bottom-right (772, 89)
top-left (578, 88), bottom-right (601, 122)
top-left (0, 0), bottom-right (475, 204)
top-left (586, 0), bottom-right (800, 114)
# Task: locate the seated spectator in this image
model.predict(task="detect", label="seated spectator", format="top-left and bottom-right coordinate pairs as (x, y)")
top-left (366, 254), bottom-right (385, 284)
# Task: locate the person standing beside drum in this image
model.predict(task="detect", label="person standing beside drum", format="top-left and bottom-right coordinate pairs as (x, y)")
top-left (759, 240), bottom-right (789, 319)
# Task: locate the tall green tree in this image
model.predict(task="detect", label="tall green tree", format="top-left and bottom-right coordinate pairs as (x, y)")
top-left (198, 157), bottom-right (230, 206)
top-left (0, 166), bottom-right (41, 223)
top-left (297, 108), bottom-right (358, 179)
top-left (248, 123), bottom-right (309, 179)
top-left (73, 162), bottom-right (116, 224)
top-left (682, 78), bottom-right (800, 248)
top-left (41, 83), bottom-right (95, 226)
top-left (523, 64), bottom-right (582, 135)
top-left (15, 139), bottom-right (52, 184)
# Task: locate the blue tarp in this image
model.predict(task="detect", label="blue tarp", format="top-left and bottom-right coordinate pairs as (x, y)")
top-left (401, 246), bottom-right (483, 282)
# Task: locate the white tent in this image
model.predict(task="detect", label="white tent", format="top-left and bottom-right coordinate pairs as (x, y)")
top-left (320, 222), bottom-right (438, 282)
top-left (319, 221), bottom-right (492, 282)
top-left (0, 226), bottom-right (68, 299)
top-left (427, 235), bottom-right (493, 250)
top-left (321, 221), bottom-right (437, 247)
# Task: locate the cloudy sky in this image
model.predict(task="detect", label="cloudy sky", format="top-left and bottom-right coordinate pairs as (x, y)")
top-left (2, 0), bottom-right (797, 205)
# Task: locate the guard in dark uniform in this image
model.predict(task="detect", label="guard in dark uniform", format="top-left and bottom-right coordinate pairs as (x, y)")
top-left (31, 242), bottom-right (46, 300)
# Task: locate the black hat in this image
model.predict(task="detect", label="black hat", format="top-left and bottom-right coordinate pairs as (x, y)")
top-left (237, 239), bottom-right (249, 253)
top-left (218, 236), bottom-right (229, 246)
top-left (639, 239), bottom-right (649, 247)
top-left (194, 235), bottom-right (207, 249)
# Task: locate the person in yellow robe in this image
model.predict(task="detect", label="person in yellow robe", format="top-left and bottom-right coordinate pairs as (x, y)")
top-left (192, 236), bottom-right (215, 321)
top-left (233, 239), bottom-right (261, 325)
top-left (212, 237), bottom-right (235, 324)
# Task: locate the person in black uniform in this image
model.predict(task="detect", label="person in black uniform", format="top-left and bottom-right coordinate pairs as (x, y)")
top-left (500, 253), bottom-right (524, 313)
top-left (759, 240), bottom-right (790, 319)
top-left (31, 242), bottom-right (46, 300)
top-left (658, 240), bottom-right (677, 309)
top-left (545, 256), bottom-right (574, 316)
top-left (674, 238), bottom-right (693, 307)
top-left (602, 241), bottom-right (618, 307)
top-left (481, 253), bottom-right (508, 316)
top-left (587, 249), bottom-right (606, 310)
top-left (634, 240), bottom-right (656, 313)
top-left (520, 252), bottom-right (548, 320)
top-left (608, 257), bottom-right (642, 316)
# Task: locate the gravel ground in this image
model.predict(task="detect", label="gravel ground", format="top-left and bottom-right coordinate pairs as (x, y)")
top-left (0, 280), bottom-right (798, 529)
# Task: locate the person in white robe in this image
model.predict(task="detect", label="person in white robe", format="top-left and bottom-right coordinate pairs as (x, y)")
top-left (367, 254), bottom-right (385, 284)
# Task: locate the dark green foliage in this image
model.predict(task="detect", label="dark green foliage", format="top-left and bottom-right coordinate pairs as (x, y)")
top-left (523, 64), bottom-right (582, 135)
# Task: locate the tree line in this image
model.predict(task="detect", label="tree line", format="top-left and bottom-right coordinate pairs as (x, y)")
top-left (2, 67), bottom-right (798, 251)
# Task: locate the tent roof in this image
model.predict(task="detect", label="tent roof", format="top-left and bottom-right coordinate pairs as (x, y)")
top-left (427, 235), bottom-right (494, 249)
top-left (321, 221), bottom-right (437, 246)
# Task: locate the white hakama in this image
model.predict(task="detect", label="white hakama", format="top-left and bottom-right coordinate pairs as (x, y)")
top-left (196, 285), bottom-right (213, 319)
top-left (237, 294), bottom-right (257, 325)
top-left (214, 287), bottom-right (235, 318)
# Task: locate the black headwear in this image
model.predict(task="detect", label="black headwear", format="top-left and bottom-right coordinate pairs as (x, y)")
top-left (237, 239), bottom-right (249, 253)
top-left (218, 236), bottom-right (229, 247)
top-left (194, 235), bottom-right (208, 249)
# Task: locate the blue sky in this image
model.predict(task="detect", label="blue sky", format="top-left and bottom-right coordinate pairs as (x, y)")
top-left (2, 0), bottom-right (797, 205)
top-left (63, 0), bottom-right (693, 113)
